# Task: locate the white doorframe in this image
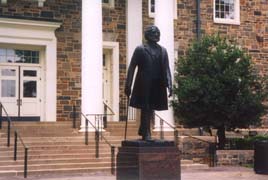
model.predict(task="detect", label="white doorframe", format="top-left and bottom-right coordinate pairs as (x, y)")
top-left (0, 18), bottom-right (61, 122)
top-left (103, 41), bottom-right (119, 122)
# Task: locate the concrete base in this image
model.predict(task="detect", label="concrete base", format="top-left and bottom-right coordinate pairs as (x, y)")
top-left (116, 140), bottom-right (181, 180)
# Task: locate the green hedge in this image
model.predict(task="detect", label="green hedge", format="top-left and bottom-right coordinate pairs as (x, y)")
top-left (228, 135), bottom-right (268, 150)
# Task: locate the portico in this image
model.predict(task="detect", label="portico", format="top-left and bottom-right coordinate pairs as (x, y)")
top-left (80, 0), bottom-right (175, 132)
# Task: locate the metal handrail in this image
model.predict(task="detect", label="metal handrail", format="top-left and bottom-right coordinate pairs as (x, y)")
top-left (155, 113), bottom-right (179, 146)
top-left (155, 113), bottom-right (176, 130)
top-left (14, 130), bottom-right (29, 178)
top-left (182, 133), bottom-right (217, 144)
top-left (72, 108), bottom-right (116, 175)
top-left (0, 102), bottom-right (12, 147)
top-left (81, 113), bottom-right (113, 147)
top-left (155, 112), bottom-right (217, 167)
top-left (0, 102), bottom-right (29, 178)
top-left (182, 133), bottom-right (217, 167)
top-left (82, 113), bottom-right (116, 175)
top-left (103, 101), bottom-right (115, 116)
top-left (72, 102), bottom-right (115, 129)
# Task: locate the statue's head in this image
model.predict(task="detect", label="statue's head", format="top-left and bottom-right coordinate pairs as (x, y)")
top-left (144, 25), bottom-right (160, 43)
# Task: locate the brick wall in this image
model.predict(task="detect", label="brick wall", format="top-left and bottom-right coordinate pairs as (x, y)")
top-left (217, 150), bottom-right (254, 166)
top-left (180, 136), bottom-right (216, 164)
top-left (173, 0), bottom-right (268, 126)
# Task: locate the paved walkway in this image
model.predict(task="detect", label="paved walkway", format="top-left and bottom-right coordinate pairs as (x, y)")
top-left (0, 167), bottom-right (267, 180)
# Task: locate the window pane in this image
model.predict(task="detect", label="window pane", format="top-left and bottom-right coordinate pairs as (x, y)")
top-left (7, 49), bottom-right (15, 56)
top-left (23, 80), bottom-right (37, 98)
top-left (0, 48), bottom-right (6, 56)
top-left (32, 57), bottom-right (39, 64)
top-left (24, 56), bottom-right (32, 63)
top-left (23, 70), bottom-right (37, 77)
top-left (0, 48), bottom-right (40, 64)
top-left (1, 69), bottom-right (16, 76)
top-left (6, 56), bottom-right (14, 63)
top-left (0, 56), bottom-right (6, 63)
top-left (151, 0), bottom-right (155, 13)
top-left (1, 80), bottom-right (16, 97)
top-left (102, 0), bottom-right (109, 3)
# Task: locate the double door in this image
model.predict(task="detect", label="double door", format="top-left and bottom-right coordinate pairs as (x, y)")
top-left (0, 65), bottom-right (41, 121)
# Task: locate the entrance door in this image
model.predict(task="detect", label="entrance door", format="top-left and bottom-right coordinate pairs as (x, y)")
top-left (103, 50), bottom-right (113, 107)
top-left (0, 65), bottom-right (41, 121)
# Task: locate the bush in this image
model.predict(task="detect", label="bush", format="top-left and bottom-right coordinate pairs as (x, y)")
top-left (172, 34), bottom-right (268, 149)
top-left (228, 135), bottom-right (268, 150)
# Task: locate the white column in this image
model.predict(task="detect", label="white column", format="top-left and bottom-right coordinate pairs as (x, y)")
top-left (154, 0), bottom-right (175, 131)
top-left (81, 0), bottom-right (103, 131)
top-left (126, 0), bottom-right (143, 65)
top-left (45, 40), bottom-right (57, 122)
top-left (126, 0), bottom-right (143, 124)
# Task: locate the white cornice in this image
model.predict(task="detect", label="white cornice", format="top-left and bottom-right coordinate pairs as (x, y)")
top-left (0, 17), bottom-right (61, 30)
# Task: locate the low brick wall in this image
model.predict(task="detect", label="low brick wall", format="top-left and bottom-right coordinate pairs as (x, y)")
top-left (216, 150), bottom-right (254, 166)
top-left (180, 136), bottom-right (216, 164)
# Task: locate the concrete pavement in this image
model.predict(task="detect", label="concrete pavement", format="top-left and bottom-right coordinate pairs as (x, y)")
top-left (0, 166), bottom-right (267, 180)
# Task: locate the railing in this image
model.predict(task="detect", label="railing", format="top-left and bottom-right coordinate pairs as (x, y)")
top-left (0, 102), bottom-right (12, 147)
top-left (72, 102), bottom-right (115, 129)
top-left (0, 102), bottom-right (29, 178)
top-left (103, 101), bottom-right (115, 128)
top-left (121, 98), bottom-right (136, 121)
top-left (14, 130), bottom-right (29, 178)
top-left (182, 133), bottom-right (217, 167)
top-left (72, 104), bottom-right (116, 175)
top-left (155, 112), bottom-right (217, 167)
top-left (155, 113), bottom-right (179, 147)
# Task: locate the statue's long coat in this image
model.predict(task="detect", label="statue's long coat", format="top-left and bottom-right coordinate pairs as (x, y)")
top-left (125, 44), bottom-right (172, 110)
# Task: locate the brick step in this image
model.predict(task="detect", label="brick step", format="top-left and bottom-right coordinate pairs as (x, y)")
top-left (0, 166), bottom-right (113, 177)
top-left (181, 163), bottom-right (209, 170)
top-left (1, 121), bottom-right (73, 126)
top-left (0, 152), bottom-right (113, 161)
top-left (2, 148), bottom-right (114, 155)
top-left (0, 144), bottom-right (114, 151)
top-left (0, 161), bottom-right (118, 171)
top-left (0, 157), bottom-right (113, 166)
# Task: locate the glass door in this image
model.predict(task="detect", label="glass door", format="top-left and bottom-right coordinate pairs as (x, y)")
top-left (0, 65), bottom-right (41, 121)
top-left (0, 66), bottom-right (19, 117)
top-left (20, 66), bottom-right (41, 120)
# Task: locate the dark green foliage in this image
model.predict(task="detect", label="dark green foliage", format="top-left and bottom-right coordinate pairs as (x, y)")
top-left (228, 135), bottom-right (268, 150)
top-left (172, 35), bottom-right (267, 147)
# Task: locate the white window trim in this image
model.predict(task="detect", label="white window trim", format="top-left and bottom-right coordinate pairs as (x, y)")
top-left (148, 0), bottom-right (177, 19)
top-left (1, 0), bottom-right (46, 7)
top-left (213, 0), bottom-right (240, 25)
top-left (102, 0), bottom-right (115, 8)
top-left (0, 0), bottom-right (7, 4)
top-left (103, 41), bottom-right (119, 122)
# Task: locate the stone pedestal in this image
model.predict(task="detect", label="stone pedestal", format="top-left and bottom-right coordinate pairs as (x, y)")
top-left (116, 140), bottom-right (181, 180)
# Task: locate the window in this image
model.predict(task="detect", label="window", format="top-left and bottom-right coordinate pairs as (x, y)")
top-left (102, 0), bottom-right (114, 8)
top-left (1, 0), bottom-right (46, 7)
top-left (0, 48), bottom-right (40, 64)
top-left (149, 0), bottom-right (177, 19)
top-left (214, 0), bottom-right (240, 25)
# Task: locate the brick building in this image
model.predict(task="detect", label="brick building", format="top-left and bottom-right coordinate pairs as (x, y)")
top-left (0, 0), bottom-right (267, 129)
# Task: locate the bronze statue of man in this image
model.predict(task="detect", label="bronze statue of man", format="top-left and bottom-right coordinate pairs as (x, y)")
top-left (125, 25), bottom-right (172, 141)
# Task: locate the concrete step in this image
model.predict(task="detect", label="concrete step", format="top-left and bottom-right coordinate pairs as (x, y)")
top-left (0, 152), bottom-right (113, 161)
top-left (0, 121), bottom-right (210, 178)
top-left (0, 166), bottom-right (112, 177)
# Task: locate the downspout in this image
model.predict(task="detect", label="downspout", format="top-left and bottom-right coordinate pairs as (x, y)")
top-left (196, 0), bottom-right (201, 40)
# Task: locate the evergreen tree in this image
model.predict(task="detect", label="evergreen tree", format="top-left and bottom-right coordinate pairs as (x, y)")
top-left (172, 35), bottom-right (267, 149)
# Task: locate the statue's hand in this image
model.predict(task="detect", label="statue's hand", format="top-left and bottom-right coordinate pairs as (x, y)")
top-left (125, 86), bottom-right (131, 97)
top-left (168, 87), bottom-right (172, 98)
